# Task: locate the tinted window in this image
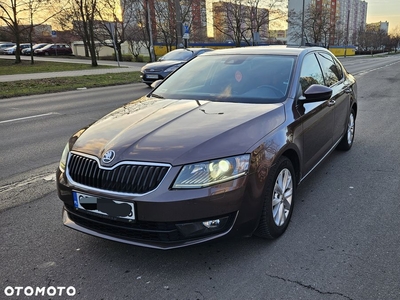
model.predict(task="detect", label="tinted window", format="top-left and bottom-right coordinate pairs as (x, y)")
top-left (317, 52), bottom-right (341, 86)
top-left (333, 57), bottom-right (344, 80)
top-left (299, 53), bottom-right (324, 93)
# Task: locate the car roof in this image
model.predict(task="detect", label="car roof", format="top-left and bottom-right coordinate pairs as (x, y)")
top-left (188, 47), bottom-right (213, 53)
top-left (170, 48), bottom-right (213, 54)
top-left (200, 46), bottom-right (326, 57)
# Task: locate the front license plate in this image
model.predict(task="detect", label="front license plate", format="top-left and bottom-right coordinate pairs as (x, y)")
top-left (72, 192), bottom-right (135, 221)
top-left (146, 74), bottom-right (158, 79)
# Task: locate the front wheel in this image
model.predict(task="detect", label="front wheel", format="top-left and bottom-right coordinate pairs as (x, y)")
top-left (254, 157), bottom-right (295, 239)
top-left (337, 108), bottom-right (355, 151)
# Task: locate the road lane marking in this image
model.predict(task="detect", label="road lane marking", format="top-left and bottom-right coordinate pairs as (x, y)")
top-left (0, 112), bottom-right (60, 124)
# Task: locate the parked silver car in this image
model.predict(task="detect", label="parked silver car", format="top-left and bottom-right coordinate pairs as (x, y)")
top-left (0, 42), bottom-right (15, 54)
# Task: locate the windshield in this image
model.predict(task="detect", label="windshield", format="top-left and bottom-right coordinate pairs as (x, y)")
top-left (152, 54), bottom-right (296, 103)
top-left (159, 50), bottom-right (194, 61)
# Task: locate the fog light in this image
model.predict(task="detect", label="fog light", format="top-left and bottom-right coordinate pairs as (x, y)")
top-left (203, 219), bottom-right (221, 228)
top-left (176, 216), bottom-right (230, 238)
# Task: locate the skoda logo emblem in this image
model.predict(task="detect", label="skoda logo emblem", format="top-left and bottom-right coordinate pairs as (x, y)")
top-left (102, 150), bottom-right (116, 164)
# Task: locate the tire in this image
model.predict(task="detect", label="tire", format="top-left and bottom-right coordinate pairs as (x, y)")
top-left (337, 108), bottom-right (355, 151)
top-left (254, 156), bottom-right (295, 239)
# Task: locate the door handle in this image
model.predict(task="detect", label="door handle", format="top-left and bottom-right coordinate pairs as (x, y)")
top-left (344, 88), bottom-right (352, 94)
top-left (328, 99), bottom-right (336, 106)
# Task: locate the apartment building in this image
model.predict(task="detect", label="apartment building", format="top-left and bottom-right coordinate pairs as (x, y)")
top-left (287, 0), bottom-right (368, 46)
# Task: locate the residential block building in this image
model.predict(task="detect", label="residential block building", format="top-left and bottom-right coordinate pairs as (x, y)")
top-left (287, 0), bottom-right (368, 46)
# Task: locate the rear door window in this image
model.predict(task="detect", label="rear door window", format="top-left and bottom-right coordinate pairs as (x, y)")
top-left (299, 53), bottom-right (325, 93)
top-left (316, 52), bottom-right (342, 87)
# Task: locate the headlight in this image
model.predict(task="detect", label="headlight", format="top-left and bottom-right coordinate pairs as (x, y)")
top-left (173, 155), bottom-right (250, 189)
top-left (59, 143), bottom-right (70, 172)
top-left (164, 64), bottom-right (182, 73)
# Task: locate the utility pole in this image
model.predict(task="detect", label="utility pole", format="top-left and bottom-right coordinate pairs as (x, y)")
top-left (174, 0), bottom-right (183, 48)
top-left (301, 0), bottom-right (305, 46)
top-left (344, 9), bottom-right (350, 57)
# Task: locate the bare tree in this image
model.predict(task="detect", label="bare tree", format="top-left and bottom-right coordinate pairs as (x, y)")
top-left (154, 0), bottom-right (176, 51)
top-left (0, 0), bottom-right (57, 63)
top-left (0, 0), bottom-right (27, 63)
top-left (26, 0), bottom-right (59, 64)
top-left (212, 0), bottom-right (250, 47)
top-left (212, 0), bottom-right (285, 47)
top-left (69, 0), bottom-right (99, 66)
top-left (359, 26), bottom-right (389, 54)
top-left (245, 0), bottom-right (285, 45)
top-left (123, 0), bottom-right (155, 62)
top-left (334, 21), bottom-right (346, 45)
top-left (305, 1), bottom-right (334, 47)
top-left (243, 0), bottom-right (268, 45)
top-left (55, 2), bottom-right (92, 57)
top-left (389, 26), bottom-right (400, 53)
top-left (288, 0), bottom-right (335, 47)
top-left (95, 0), bottom-right (136, 61)
top-left (126, 23), bottom-right (146, 61)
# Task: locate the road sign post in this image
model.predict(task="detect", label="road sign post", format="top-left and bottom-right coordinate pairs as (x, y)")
top-left (182, 24), bottom-right (190, 48)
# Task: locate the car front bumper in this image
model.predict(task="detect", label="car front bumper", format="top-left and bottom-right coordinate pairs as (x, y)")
top-left (57, 166), bottom-right (264, 249)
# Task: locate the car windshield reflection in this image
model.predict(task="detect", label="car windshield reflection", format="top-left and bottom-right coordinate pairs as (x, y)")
top-left (159, 49), bottom-right (194, 61)
top-left (153, 54), bottom-right (295, 104)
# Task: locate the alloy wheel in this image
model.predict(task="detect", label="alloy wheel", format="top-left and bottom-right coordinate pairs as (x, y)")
top-left (347, 113), bottom-right (355, 145)
top-left (272, 168), bottom-right (293, 226)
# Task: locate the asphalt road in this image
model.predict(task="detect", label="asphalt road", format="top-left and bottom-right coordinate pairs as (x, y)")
top-left (0, 84), bottom-right (150, 211)
top-left (1, 55), bottom-right (400, 299)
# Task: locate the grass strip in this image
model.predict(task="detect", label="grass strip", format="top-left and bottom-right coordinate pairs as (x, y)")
top-left (0, 58), bottom-right (116, 75)
top-left (0, 72), bottom-right (142, 98)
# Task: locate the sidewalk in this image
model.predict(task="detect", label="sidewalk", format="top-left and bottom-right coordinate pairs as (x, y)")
top-left (0, 56), bottom-right (145, 82)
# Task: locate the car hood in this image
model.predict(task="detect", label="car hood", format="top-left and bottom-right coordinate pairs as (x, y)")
top-left (142, 60), bottom-right (186, 71)
top-left (72, 97), bottom-right (285, 166)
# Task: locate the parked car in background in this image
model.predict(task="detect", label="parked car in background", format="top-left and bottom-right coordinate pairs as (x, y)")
top-left (140, 48), bottom-right (213, 86)
top-left (0, 42), bottom-right (15, 54)
top-left (3, 43), bottom-right (31, 55)
top-left (34, 43), bottom-right (73, 56)
top-left (3, 46), bottom-right (16, 55)
top-left (57, 46), bottom-right (357, 249)
top-left (22, 43), bottom-right (48, 55)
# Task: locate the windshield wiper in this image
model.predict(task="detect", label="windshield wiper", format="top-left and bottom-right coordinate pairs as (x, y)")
top-left (151, 93), bottom-right (164, 99)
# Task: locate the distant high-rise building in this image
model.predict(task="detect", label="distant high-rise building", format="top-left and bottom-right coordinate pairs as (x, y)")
top-left (337, 0), bottom-right (367, 45)
top-left (287, 0), bottom-right (368, 46)
top-left (366, 21), bottom-right (389, 34)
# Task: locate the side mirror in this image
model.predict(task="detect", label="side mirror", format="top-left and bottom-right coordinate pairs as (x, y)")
top-left (299, 84), bottom-right (333, 103)
top-left (151, 79), bottom-right (163, 89)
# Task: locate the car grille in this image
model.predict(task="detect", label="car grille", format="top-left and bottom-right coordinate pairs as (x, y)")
top-left (65, 204), bottom-right (235, 243)
top-left (67, 153), bottom-right (169, 194)
top-left (144, 69), bottom-right (162, 73)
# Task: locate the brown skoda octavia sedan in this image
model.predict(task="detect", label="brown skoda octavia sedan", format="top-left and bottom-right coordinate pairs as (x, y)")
top-left (57, 46), bottom-right (357, 249)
